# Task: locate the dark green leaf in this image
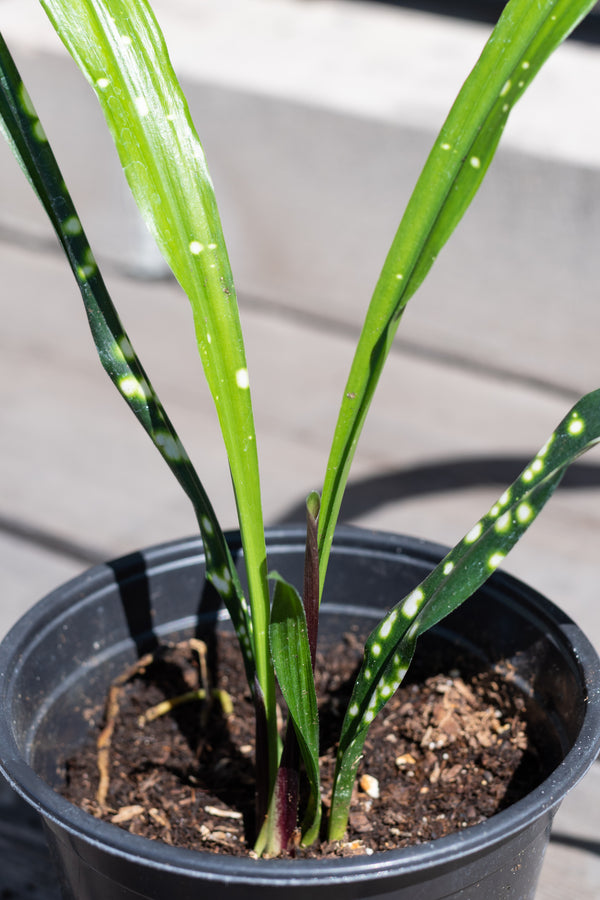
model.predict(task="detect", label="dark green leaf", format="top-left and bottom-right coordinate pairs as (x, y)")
top-left (328, 389), bottom-right (600, 839)
top-left (0, 33), bottom-right (256, 682)
top-left (38, 0), bottom-right (276, 771)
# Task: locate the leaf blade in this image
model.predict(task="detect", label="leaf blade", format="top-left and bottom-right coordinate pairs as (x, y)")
top-left (318, 0), bottom-right (599, 596)
top-left (38, 0), bottom-right (277, 778)
top-left (328, 389), bottom-right (600, 840)
top-left (0, 33), bottom-right (259, 682)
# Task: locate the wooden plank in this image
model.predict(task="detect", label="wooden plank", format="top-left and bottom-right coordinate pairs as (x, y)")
top-left (537, 763), bottom-right (600, 899)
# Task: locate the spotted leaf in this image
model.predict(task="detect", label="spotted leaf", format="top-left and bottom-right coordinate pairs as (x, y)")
top-left (328, 389), bottom-right (600, 840)
top-left (318, 0), bottom-right (599, 599)
top-left (37, 0), bottom-right (276, 767)
top-left (0, 35), bottom-right (256, 684)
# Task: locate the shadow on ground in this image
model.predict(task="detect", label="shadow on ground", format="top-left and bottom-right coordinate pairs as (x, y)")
top-left (276, 456), bottom-right (600, 525)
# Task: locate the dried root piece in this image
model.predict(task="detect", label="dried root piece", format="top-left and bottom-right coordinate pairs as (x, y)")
top-left (96, 652), bottom-right (154, 810)
top-left (94, 641), bottom-right (234, 811)
top-left (138, 686), bottom-right (233, 727)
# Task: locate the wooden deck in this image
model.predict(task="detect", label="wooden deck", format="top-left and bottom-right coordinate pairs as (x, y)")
top-left (1, 1), bottom-right (599, 895)
top-left (1, 240), bottom-right (599, 899)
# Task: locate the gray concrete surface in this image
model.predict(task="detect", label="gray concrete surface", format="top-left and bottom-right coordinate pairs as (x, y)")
top-left (0, 1), bottom-right (599, 896)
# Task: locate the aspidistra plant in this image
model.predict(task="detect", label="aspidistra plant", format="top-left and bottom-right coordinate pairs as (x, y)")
top-left (1, 0), bottom-right (598, 856)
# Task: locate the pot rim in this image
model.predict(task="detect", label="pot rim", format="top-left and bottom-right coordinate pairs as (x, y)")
top-left (1, 526), bottom-right (599, 886)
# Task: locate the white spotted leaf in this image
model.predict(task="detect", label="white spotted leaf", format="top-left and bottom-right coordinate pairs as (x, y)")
top-left (0, 35), bottom-right (256, 683)
top-left (37, 0), bottom-right (278, 775)
top-left (328, 389), bottom-right (600, 840)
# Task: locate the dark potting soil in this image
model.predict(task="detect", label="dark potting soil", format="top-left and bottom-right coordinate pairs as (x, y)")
top-left (62, 629), bottom-right (543, 858)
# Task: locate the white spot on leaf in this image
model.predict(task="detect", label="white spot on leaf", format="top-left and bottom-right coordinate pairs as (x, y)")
top-left (495, 512), bottom-right (511, 533)
top-left (119, 376), bottom-right (148, 402)
top-left (63, 216), bottom-right (82, 236)
top-left (488, 552), bottom-right (505, 570)
top-left (119, 338), bottom-right (134, 360)
top-left (516, 503), bottom-right (533, 524)
top-left (379, 610), bottom-right (397, 639)
top-left (465, 522), bottom-right (483, 544)
top-left (212, 570), bottom-right (233, 596)
top-left (402, 588), bottom-right (424, 618)
top-left (155, 432), bottom-right (184, 461)
top-left (235, 368), bottom-right (250, 389)
top-left (568, 417), bottom-right (584, 436)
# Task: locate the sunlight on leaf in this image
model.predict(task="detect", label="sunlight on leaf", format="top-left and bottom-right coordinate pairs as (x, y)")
top-left (318, 0), bottom-right (599, 601)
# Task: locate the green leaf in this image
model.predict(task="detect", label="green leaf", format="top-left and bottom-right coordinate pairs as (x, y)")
top-left (328, 389), bottom-right (600, 840)
top-left (38, 0), bottom-right (277, 781)
top-left (0, 32), bottom-right (256, 682)
top-left (269, 574), bottom-right (321, 847)
top-left (318, 0), bottom-right (599, 597)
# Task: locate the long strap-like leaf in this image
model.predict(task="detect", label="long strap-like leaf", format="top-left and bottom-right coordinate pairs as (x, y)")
top-left (318, 0), bottom-right (598, 596)
top-left (36, 0), bottom-right (276, 764)
top-left (328, 389), bottom-right (600, 839)
top-left (0, 34), bottom-right (258, 680)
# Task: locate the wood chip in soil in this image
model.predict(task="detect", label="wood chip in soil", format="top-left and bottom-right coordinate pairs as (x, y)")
top-left (61, 630), bottom-right (544, 858)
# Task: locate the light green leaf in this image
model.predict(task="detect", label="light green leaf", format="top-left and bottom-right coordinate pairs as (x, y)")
top-left (0, 33), bottom-right (256, 680)
top-left (38, 0), bottom-right (277, 777)
top-left (328, 389), bottom-right (600, 840)
top-left (318, 0), bottom-right (598, 597)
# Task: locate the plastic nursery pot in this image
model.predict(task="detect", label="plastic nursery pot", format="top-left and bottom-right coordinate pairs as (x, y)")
top-left (1, 527), bottom-right (599, 900)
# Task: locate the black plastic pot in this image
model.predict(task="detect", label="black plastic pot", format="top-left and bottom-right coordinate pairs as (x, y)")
top-left (0, 527), bottom-right (599, 899)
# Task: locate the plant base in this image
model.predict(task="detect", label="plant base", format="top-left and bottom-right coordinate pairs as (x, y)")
top-left (1, 528), bottom-right (599, 899)
top-left (61, 631), bottom-right (537, 856)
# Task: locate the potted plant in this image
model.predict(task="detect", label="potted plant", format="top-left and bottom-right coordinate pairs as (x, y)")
top-left (0, 0), bottom-right (599, 897)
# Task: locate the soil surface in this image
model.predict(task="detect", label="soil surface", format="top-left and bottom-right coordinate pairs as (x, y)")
top-left (62, 629), bottom-right (543, 858)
